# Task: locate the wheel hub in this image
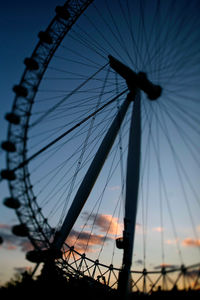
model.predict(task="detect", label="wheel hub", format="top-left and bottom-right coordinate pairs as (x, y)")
top-left (108, 55), bottom-right (162, 100)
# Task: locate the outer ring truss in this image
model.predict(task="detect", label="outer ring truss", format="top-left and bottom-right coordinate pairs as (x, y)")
top-left (5, 0), bottom-right (94, 251)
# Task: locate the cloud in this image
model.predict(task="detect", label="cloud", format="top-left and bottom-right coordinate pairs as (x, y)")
top-left (0, 224), bottom-right (33, 252)
top-left (18, 240), bottom-right (33, 252)
top-left (108, 185), bottom-right (121, 191)
top-left (154, 263), bottom-right (178, 270)
top-left (65, 213), bottom-right (124, 255)
top-left (66, 229), bottom-right (112, 254)
top-left (182, 238), bottom-right (200, 247)
top-left (93, 214), bottom-right (123, 235)
top-left (82, 212), bottom-right (123, 236)
top-left (135, 259), bottom-right (143, 265)
top-left (165, 239), bottom-right (177, 245)
top-left (0, 224), bottom-right (11, 229)
top-left (152, 227), bottom-right (164, 233)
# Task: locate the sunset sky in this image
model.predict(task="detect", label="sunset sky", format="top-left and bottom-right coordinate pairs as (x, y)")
top-left (0, 0), bottom-right (200, 289)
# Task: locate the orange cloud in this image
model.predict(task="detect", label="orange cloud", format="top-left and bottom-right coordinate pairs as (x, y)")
top-left (5, 243), bottom-right (18, 251)
top-left (66, 229), bottom-right (112, 254)
top-left (153, 227), bottom-right (164, 232)
top-left (93, 214), bottom-right (123, 235)
top-left (182, 238), bottom-right (200, 247)
top-left (65, 213), bottom-right (124, 255)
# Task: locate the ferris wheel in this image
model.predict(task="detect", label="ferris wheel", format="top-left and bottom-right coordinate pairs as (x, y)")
top-left (1, 0), bottom-right (200, 296)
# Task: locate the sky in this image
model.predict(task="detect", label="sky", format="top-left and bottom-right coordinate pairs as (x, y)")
top-left (0, 0), bottom-right (200, 290)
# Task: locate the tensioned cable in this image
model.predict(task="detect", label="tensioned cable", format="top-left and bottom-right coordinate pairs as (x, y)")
top-left (29, 88), bottom-right (122, 150)
top-left (39, 112), bottom-right (116, 217)
top-left (12, 88), bottom-right (128, 172)
top-left (33, 85), bottom-right (124, 125)
top-left (30, 62), bottom-right (109, 127)
top-left (103, 0), bottom-right (136, 68)
top-left (123, 0), bottom-right (143, 70)
top-left (57, 67), bottom-right (111, 227)
top-left (158, 100), bottom-right (200, 208)
top-left (60, 44), bottom-right (104, 69)
top-left (160, 96), bottom-right (200, 169)
top-left (157, 101), bottom-right (200, 252)
top-left (34, 107), bottom-right (123, 201)
top-left (142, 99), bottom-right (184, 265)
top-left (33, 97), bottom-right (130, 217)
top-left (72, 113), bottom-right (131, 253)
top-left (148, 101), bottom-right (185, 264)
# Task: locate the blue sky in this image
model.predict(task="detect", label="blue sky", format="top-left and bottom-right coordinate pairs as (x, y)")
top-left (0, 0), bottom-right (200, 289)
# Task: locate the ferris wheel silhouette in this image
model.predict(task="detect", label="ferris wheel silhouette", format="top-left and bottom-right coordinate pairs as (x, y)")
top-left (1, 0), bottom-right (200, 296)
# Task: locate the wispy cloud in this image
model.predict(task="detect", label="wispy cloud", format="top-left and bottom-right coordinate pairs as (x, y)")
top-left (182, 238), bottom-right (200, 247)
top-left (91, 213), bottom-right (123, 235)
top-left (0, 223), bottom-right (33, 252)
top-left (154, 263), bottom-right (178, 270)
top-left (165, 239), bottom-right (177, 245)
top-left (82, 212), bottom-right (123, 236)
top-left (135, 259), bottom-right (143, 265)
top-left (0, 224), bottom-right (11, 229)
top-left (108, 185), bottom-right (121, 191)
top-left (66, 229), bottom-right (112, 254)
top-left (66, 213), bottom-right (124, 254)
top-left (152, 227), bottom-right (164, 233)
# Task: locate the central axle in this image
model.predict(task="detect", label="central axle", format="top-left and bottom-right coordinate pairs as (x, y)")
top-left (108, 55), bottom-right (162, 100)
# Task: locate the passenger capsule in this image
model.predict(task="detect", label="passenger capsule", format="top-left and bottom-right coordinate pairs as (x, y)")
top-left (24, 57), bottom-right (39, 71)
top-left (1, 141), bottom-right (16, 152)
top-left (26, 249), bottom-right (62, 263)
top-left (3, 197), bottom-right (21, 209)
top-left (116, 237), bottom-right (124, 249)
top-left (13, 85), bottom-right (28, 97)
top-left (26, 250), bottom-right (42, 263)
top-left (38, 31), bottom-right (53, 45)
top-left (1, 169), bottom-right (16, 181)
top-left (5, 113), bottom-right (20, 125)
top-left (12, 224), bottom-right (29, 237)
top-left (55, 6), bottom-right (70, 20)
